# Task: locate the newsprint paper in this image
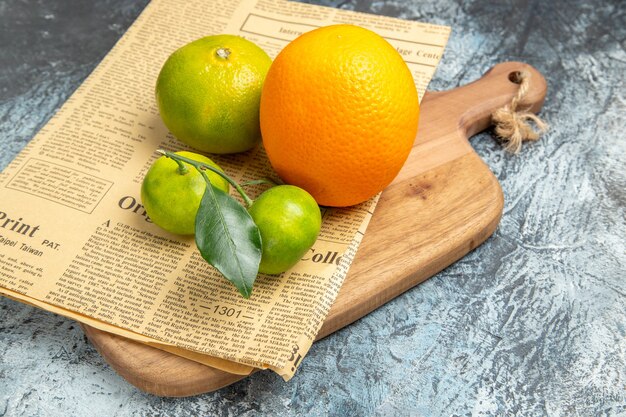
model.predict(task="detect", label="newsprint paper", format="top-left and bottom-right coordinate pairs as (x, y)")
top-left (0, 0), bottom-right (449, 380)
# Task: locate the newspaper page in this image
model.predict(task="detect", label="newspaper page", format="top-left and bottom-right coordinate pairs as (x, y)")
top-left (0, 0), bottom-right (450, 380)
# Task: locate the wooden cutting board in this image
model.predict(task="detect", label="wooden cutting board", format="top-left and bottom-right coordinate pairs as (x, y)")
top-left (81, 62), bottom-right (547, 397)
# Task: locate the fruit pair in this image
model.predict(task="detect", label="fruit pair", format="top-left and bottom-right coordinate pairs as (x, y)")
top-left (156, 25), bottom-right (420, 208)
top-left (141, 151), bottom-right (321, 276)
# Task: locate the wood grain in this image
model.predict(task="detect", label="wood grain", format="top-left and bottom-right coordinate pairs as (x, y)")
top-left (82, 62), bottom-right (547, 397)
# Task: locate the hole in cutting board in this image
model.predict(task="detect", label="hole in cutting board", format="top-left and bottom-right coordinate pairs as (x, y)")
top-left (508, 71), bottom-right (523, 84)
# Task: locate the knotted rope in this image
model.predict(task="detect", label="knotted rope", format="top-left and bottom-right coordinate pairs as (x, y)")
top-left (492, 71), bottom-right (548, 153)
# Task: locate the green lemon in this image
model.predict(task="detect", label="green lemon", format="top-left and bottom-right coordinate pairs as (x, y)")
top-left (248, 185), bottom-right (322, 274)
top-left (156, 35), bottom-right (272, 154)
top-left (141, 151), bottom-right (229, 235)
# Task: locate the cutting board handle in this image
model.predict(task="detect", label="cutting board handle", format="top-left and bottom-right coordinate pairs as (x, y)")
top-left (424, 61), bottom-right (547, 139)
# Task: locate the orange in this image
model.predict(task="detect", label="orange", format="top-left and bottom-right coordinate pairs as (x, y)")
top-left (260, 24), bottom-right (420, 207)
top-left (156, 35), bottom-right (272, 154)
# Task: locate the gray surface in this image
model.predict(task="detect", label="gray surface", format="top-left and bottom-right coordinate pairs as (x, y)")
top-left (0, 0), bottom-right (624, 415)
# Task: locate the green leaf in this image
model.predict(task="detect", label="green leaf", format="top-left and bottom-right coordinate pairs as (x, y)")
top-left (195, 181), bottom-right (262, 298)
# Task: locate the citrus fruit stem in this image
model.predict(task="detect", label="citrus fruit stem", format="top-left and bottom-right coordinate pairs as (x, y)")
top-left (172, 158), bottom-right (189, 175)
top-left (241, 178), bottom-right (280, 187)
top-left (157, 149), bottom-right (254, 207)
top-left (216, 47), bottom-right (231, 59)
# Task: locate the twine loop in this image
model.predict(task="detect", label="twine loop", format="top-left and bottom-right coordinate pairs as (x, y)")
top-left (492, 71), bottom-right (548, 153)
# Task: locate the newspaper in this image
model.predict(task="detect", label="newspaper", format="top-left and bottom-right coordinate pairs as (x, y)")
top-left (0, 0), bottom-right (449, 380)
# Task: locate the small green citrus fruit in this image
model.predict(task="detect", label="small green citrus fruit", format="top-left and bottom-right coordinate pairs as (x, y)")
top-left (248, 185), bottom-right (321, 274)
top-left (141, 151), bottom-right (229, 235)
